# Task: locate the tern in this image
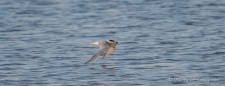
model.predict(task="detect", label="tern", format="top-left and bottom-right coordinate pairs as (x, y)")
top-left (85, 40), bottom-right (118, 64)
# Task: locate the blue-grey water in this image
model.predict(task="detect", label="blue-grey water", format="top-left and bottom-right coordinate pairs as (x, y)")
top-left (0, 0), bottom-right (225, 86)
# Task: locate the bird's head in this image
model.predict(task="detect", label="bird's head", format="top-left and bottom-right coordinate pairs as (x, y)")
top-left (107, 40), bottom-right (118, 44)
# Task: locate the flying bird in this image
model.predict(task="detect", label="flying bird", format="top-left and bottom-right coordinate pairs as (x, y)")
top-left (85, 40), bottom-right (118, 64)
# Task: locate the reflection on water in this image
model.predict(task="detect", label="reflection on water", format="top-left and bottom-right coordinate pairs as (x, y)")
top-left (90, 65), bottom-right (115, 71)
top-left (102, 65), bottom-right (115, 70)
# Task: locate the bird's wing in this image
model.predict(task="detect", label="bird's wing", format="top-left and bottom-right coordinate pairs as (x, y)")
top-left (102, 42), bottom-right (118, 59)
top-left (85, 43), bottom-right (108, 64)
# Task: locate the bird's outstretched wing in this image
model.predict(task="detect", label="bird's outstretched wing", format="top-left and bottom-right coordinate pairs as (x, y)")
top-left (85, 43), bottom-right (108, 64)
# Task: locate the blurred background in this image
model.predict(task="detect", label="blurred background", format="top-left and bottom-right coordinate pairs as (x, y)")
top-left (0, 0), bottom-right (224, 86)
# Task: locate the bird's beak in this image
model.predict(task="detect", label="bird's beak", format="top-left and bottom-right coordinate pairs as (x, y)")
top-left (91, 42), bottom-right (99, 45)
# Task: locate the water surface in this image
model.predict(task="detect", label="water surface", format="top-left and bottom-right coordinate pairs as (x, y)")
top-left (0, 0), bottom-right (225, 86)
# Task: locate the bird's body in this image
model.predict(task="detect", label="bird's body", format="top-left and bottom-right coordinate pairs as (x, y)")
top-left (103, 41), bottom-right (117, 59)
top-left (85, 40), bottom-right (118, 64)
